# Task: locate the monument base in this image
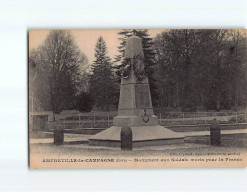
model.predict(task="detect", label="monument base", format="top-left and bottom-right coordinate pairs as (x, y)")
top-left (113, 114), bottom-right (159, 126)
top-left (89, 125), bottom-right (184, 147)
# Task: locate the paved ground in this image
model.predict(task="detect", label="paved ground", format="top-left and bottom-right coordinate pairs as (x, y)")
top-left (182, 128), bottom-right (247, 136)
top-left (29, 134), bottom-right (91, 144)
top-left (29, 129), bottom-right (247, 144)
top-left (27, 124), bottom-right (247, 172)
top-left (30, 141), bottom-right (247, 158)
top-left (28, 128), bottom-right (247, 158)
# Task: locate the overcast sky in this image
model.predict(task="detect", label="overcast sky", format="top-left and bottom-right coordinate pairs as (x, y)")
top-left (29, 29), bottom-right (164, 65)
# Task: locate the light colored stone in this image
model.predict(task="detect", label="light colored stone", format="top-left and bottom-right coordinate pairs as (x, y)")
top-left (124, 36), bottom-right (144, 58)
top-left (113, 48), bottom-right (156, 126)
top-left (89, 126), bottom-right (184, 147)
top-left (89, 36), bottom-right (184, 147)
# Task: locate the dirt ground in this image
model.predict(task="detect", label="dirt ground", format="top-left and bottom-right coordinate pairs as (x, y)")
top-left (30, 134), bottom-right (247, 157)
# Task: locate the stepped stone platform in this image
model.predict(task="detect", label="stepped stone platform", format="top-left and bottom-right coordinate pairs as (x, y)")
top-left (89, 125), bottom-right (184, 147)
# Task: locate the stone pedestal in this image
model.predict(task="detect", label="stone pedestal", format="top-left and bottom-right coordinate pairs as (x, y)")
top-left (210, 119), bottom-right (221, 146)
top-left (121, 126), bottom-right (133, 150)
top-left (112, 64), bottom-right (158, 127)
top-left (32, 114), bottom-right (48, 131)
top-left (54, 123), bottom-right (64, 145)
top-left (89, 36), bottom-right (184, 147)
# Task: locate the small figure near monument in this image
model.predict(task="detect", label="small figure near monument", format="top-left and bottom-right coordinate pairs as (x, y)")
top-left (210, 118), bottom-right (221, 146)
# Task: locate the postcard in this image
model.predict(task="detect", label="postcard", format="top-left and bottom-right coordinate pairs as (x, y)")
top-left (29, 29), bottom-right (247, 168)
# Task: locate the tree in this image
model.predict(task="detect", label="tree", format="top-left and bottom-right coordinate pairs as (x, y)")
top-left (216, 30), bottom-right (247, 109)
top-left (154, 30), bottom-right (208, 111)
top-left (29, 30), bottom-right (88, 120)
top-left (115, 29), bottom-right (159, 107)
top-left (90, 36), bottom-right (117, 111)
top-left (153, 29), bottom-right (247, 111)
top-left (76, 91), bottom-right (94, 112)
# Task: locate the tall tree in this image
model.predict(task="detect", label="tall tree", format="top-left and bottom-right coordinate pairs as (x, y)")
top-left (90, 36), bottom-right (116, 111)
top-left (29, 30), bottom-right (88, 120)
top-left (153, 29), bottom-right (247, 111)
top-left (115, 29), bottom-right (158, 107)
top-left (154, 29), bottom-right (207, 111)
top-left (216, 30), bottom-right (247, 109)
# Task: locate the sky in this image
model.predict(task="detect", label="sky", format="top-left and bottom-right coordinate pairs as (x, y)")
top-left (29, 29), bottom-right (164, 65)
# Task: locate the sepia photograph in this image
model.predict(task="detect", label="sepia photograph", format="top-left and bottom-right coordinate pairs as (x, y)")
top-left (28, 29), bottom-right (247, 169)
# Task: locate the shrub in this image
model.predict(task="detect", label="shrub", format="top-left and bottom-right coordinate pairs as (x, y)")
top-left (76, 92), bottom-right (94, 112)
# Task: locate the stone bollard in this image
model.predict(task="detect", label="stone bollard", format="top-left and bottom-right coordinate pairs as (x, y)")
top-left (32, 114), bottom-right (48, 131)
top-left (121, 125), bottom-right (133, 150)
top-left (54, 123), bottom-right (64, 145)
top-left (210, 118), bottom-right (221, 146)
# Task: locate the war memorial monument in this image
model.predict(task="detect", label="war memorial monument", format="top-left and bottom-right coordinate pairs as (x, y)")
top-left (89, 36), bottom-right (184, 147)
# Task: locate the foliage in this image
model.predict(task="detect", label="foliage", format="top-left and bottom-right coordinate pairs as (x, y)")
top-left (89, 36), bottom-right (117, 111)
top-left (29, 30), bottom-right (88, 119)
top-left (76, 92), bottom-right (94, 112)
top-left (153, 29), bottom-right (247, 111)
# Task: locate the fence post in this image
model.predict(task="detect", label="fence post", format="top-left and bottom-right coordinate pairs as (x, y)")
top-left (93, 113), bottom-right (95, 128)
top-left (171, 112), bottom-right (173, 125)
top-left (79, 113), bottom-right (80, 129)
top-left (159, 113), bottom-right (161, 125)
top-left (108, 113), bottom-right (110, 127)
